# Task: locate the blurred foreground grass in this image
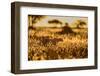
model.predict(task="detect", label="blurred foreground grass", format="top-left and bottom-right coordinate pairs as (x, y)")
top-left (28, 27), bottom-right (88, 60)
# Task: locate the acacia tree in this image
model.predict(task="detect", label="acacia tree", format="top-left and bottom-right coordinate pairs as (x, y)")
top-left (31, 15), bottom-right (45, 24)
top-left (28, 15), bottom-right (45, 30)
top-left (48, 19), bottom-right (62, 24)
top-left (76, 20), bottom-right (86, 28)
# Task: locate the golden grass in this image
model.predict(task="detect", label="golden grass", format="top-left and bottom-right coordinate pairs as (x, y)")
top-left (28, 27), bottom-right (88, 61)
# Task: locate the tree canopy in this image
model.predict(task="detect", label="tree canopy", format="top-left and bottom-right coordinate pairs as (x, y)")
top-left (48, 19), bottom-right (62, 24)
top-left (76, 20), bottom-right (87, 28)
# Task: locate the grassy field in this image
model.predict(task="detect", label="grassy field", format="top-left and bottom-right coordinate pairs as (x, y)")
top-left (28, 27), bottom-right (88, 61)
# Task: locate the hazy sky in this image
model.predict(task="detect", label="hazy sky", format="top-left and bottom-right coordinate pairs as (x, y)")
top-left (30, 15), bottom-right (88, 27)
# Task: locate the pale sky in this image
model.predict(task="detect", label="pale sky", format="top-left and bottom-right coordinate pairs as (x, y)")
top-left (30, 15), bottom-right (88, 27)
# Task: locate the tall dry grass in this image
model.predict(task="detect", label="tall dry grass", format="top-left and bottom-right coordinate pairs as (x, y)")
top-left (28, 27), bottom-right (88, 61)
